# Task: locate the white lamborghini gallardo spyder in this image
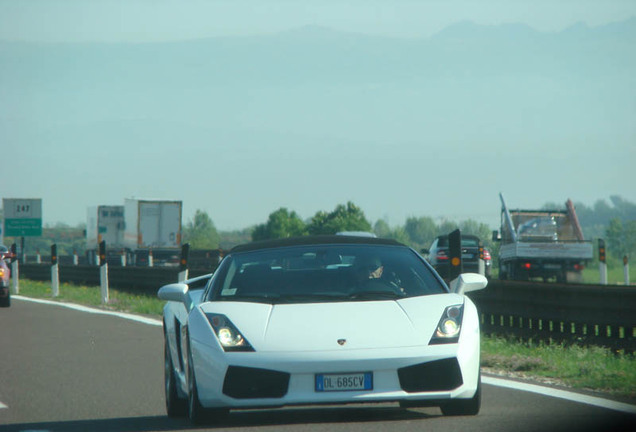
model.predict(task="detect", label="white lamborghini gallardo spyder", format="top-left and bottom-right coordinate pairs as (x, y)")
top-left (158, 235), bottom-right (487, 424)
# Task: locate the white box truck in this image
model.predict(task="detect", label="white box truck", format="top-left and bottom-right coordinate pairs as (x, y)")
top-left (86, 205), bottom-right (125, 249)
top-left (123, 199), bottom-right (182, 250)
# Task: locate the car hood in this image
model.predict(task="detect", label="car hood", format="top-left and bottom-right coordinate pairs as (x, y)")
top-left (199, 294), bottom-right (464, 352)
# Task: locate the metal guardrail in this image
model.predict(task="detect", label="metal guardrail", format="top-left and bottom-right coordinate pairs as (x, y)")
top-left (19, 264), bottom-right (212, 295)
top-left (17, 264), bottom-right (636, 352)
top-left (468, 280), bottom-right (636, 353)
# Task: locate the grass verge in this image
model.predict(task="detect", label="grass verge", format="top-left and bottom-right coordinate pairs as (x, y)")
top-left (14, 279), bottom-right (164, 316)
top-left (12, 279), bottom-right (636, 402)
top-left (481, 336), bottom-right (636, 401)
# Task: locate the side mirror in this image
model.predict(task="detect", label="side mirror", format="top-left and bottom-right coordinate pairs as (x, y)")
top-left (449, 273), bottom-right (488, 295)
top-left (158, 283), bottom-right (192, 310)
top-left (492, 230), bottom-right (501, 242)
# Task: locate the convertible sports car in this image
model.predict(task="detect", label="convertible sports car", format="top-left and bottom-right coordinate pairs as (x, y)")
top-left (158, 235), bottom-right (487, 424)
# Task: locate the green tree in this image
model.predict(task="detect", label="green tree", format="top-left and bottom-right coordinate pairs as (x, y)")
top-left (437, 219), bottom-right (459, 237)
top-left (387, 225), bottom-right (411, 245)
top-left (5, 223), bottom-right (86, 256)
top-left (404, 216), bottom-right (437, 250)
top-left (183, 209), bottom-right (220, 249)
top-left (218, 227), bottom-right (253, 249)
top-left (252, 208), bottom-right (306, 241)
top-left (460, 219), bottom-right (494, 248)
top-left (373, 219), bottom-right (392, 238)
top-left (606, 218), bottom-right (636, 260)
top-left (307, 202), bottom-right (372, 235)
top-left (373, 219), bottom-right (410, 244)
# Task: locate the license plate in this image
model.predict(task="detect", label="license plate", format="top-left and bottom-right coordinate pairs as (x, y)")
top-left (462, 253), bottom-right (474, 259)
top-left (544, 264), bottom-right (562, 269)
top-left (315, 372), bottom-right (373, 392)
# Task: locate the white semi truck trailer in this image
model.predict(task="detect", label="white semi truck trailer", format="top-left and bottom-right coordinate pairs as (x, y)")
top-left (86, 199), bottom-right (183, 266)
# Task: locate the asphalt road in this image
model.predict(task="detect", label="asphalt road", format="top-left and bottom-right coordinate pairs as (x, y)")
top-left (0, 299), bottom-right (633, 432)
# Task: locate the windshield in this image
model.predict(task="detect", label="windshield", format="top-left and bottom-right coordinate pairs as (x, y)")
top-left (209, 244), bottom-right (445, 304)
top-left (436, 237), bottom-right (480, 248)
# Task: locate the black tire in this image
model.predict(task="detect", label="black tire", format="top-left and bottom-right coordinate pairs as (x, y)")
top-left (509, 266), bottom-right (515, 279)
top-left (164, 341), bottom-right (187, 417)
top-left (556, 271), bottom-right (567, 284)
top-left (0, 291), bottom-right (10, 308)
top-left (187, 349), bottom-right (228, 425)
top-left (440, 373), bottom-right (481, 416)
top-left (498, 263), bottom-right (507, 281)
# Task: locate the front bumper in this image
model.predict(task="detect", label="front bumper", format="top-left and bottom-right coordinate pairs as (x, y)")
top-left (190, 338), bottom-right (480, 409)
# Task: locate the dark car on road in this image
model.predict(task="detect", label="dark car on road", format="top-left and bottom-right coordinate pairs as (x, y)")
top-left (424, 234), bottom-right (490, 279)
top-left (0, 245), bottom-right (12, 307)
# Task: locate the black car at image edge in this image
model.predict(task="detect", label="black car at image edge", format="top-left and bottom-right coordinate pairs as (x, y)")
top-left (423, 235), bottom-right (491, 279)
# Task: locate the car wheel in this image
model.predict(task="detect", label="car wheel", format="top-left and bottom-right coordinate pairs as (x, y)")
top-left (508, 264), bottom-right (517, 281)
top-left (498, 264), bottom-right (507, 281)
top-left (556, 271), bottom-right (567, 284)
top-left (164, 341), bottom-right (186, 417)
top-left (187, 348), bottom-right (228, 425)
top-left (440, 373), bottom-right (481, 416)
top-left (0, 291), bottom-right (10, 308)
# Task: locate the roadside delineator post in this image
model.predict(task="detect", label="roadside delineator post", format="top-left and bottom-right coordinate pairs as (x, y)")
top-left (10, 243), bottom-right (19, 294)
top-left (73, 249), bottom-right (79, 266)
top-left (148, 248), bottom-right (154, 267)
top-left (448, 229), bottom-right (463, 283)
top-left (178, 243), bottom-right (190, 282)
top-left (36, 249), bottom-right (41, 264)
top-left (599, 239), bottom-right (608, 285)
top-left (478, 241), bottom-right (485, 276)
top-left (20, 236), bottom-right (26, 264)
top-left (121, 248), bottom-right (126, 267)
top-left (51, 244), bottom-right (59, 297)
top-left (99, 240), bottom-right (109, 304)
top-left (624, 256), bottom-right (630, 286)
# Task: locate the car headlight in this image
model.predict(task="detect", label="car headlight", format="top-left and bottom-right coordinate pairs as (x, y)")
top-left (429, 304), bottom-right (464, 345)
top-left (205, 313), bottom-right (254, 352)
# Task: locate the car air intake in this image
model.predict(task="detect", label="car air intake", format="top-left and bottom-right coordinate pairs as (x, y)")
top-left (223, 366), bottom-right (290, 399)
top-left (398, 358), bottom-right (463, 392)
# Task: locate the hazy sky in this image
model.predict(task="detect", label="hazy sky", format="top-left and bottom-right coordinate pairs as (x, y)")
top-left (1, 0), bottom-right (635, 42)
top-left (2, 0), bottom-right (636, 232)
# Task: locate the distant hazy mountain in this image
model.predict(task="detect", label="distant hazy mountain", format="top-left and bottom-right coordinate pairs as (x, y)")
top-left (2, 18), bottom-right (633, 113)
top-left (3, 18), bottom-right (634, 151)
top-left (2, 19), bottom-right (635, 227)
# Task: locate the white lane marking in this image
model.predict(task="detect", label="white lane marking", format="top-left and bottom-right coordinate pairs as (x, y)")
top-left (13, 296), bottom-right (636, 414)
top-left (483, 376), bottom-right (636, 415)
top-left (0, 400), bottom-right (7, 409)
top-left (13, 295), bottom-right (162, 327)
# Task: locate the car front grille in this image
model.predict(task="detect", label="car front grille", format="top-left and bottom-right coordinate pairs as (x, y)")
top-left (222, 366), bottom-right (290, 399)
top-left (398, 358), bottom-right (463, 392)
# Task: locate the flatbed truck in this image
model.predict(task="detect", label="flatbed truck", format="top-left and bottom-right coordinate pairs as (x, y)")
top-left (494, 193), bottom-right (593, 282)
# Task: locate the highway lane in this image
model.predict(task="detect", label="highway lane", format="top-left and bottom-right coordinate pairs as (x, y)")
top-left (0, 298), bottom-right (633, 432)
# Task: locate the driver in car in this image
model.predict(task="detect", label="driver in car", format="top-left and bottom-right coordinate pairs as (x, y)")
top-left (353, 256), bottom-right (405, 295)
